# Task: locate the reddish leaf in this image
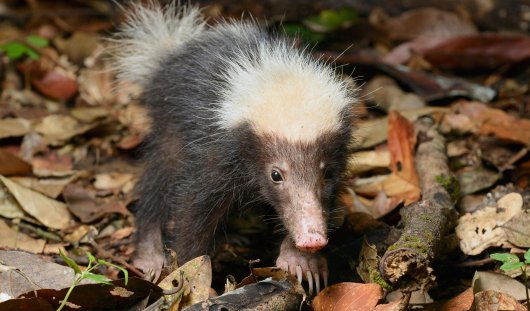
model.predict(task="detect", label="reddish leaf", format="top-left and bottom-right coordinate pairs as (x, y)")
top-left (387, 111), bottom-right (420, 205)
top-left (446, 101), bottom-right (530, 146)
top-left (32, 152), bottom-right (74, 177)
top-left (31, 70), bottom-right (78, 101)
top-left (423, 34), bottom-right (530, 70)
top-left (313, 282), bottom-right (383, 311)
top-left (0, 149), bottom-right (32, 176)
top-left (383, 7), bottom-right (476, 42)
top-left (440, 288), bottom-right (473, 311)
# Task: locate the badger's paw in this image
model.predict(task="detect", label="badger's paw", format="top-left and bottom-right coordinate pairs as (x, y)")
top-left (276, 237), bottom-right (328, 295)
top-left (133, 251), bottom-right (164, 283)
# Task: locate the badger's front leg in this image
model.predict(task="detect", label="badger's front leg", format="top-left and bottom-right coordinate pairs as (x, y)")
top-left (276, 236), bottom-right (328, 295)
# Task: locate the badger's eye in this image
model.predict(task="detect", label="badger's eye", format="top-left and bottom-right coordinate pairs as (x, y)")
top-left (271, 170), bottom-right (283, 183)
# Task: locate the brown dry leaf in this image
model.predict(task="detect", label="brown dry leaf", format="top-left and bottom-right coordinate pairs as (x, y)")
top-left (33, 114), bottom-right (100, 145)
top-left (346, 149), bottom-right (390, 176)
top-left (158, 255), bottom-right (212, 310)
top-left (0, 183), bottom-right (27, 220)
top-left (0, 149), bottom-right (32, 176)
top-left (458, 167), bottom-right (500, 196)
top-left (78, 67), bottom-right (116, 106)
top-left (383, 8), bottom-right (476, 42)
top-left (503, 210), bottom-right (530, 247)
top-left (64, 224), bottom-right (96, 243)
top-left (355, 107), bottom-right (448, 149)
top-left (117, 134), bottom-right (143, 150)
top-left (313, 282), bottom-right (383, 311)
top-left (62, 184), bottom-right (129, 223)
top-left (0, 175), bottom-right (73, 230)
top-left (473, 290), bottom-right (526, 311)
top-left (117, 104), bottom-right (151, 137)
top-left (0, 219), bottom-right (46, 253)
top-left (0, 249), bottom-right (94, 298)
top-left (32, 152), bottom-right (75, 177)
top-left (54, 32), bottom-right (101, 64)
top-left (110, 227), bottom-right (134, 240)
top-left (11, 176), bottom-right (76, 199)
top-left (354, 174), bottom-right (419, 206)
top-left (472, 271), bottom-right (528, 301)
top-left (356, 240), bottom-right (381, 286)
top-left (19, 132), bottom-right (47, 160)
top-left (0, 118), bottom-right (31, 139)
top-left (445, 101), bottom-right (530, 146)
top-left (362, 76), bottom-right (425, 112)
top-left (439, 288), bottom-right (473, 311)
top-left (382, 8), bottom-right (476, 65)
top-left (93, 172), bottom-right (134, 192)
top-left (70, 107), bottom-right (109, 124)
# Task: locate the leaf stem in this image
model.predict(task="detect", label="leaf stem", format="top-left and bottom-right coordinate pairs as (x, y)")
top-left (57, 277), bottom-right (80, 311)
top-left (523, 265), bottom-right (529, 311)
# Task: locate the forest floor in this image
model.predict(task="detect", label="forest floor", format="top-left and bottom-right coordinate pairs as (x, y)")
top-left (0, 0), bottom-right (529, 310)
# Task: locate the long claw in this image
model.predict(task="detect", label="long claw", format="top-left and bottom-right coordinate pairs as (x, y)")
top-left (296, 265), bottom-right (303, 284)
top-left (315, 273), bottom-right (320, 293)
top-left (323, 270), bottom-right (328, 289)
top-left (307, 271), bottom-right (314, 295)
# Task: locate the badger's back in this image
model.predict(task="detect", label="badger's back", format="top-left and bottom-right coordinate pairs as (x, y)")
top-left (114, 3), bottom-right (354, 145)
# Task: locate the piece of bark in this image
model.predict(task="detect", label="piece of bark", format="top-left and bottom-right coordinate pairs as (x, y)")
top-left (186, 279), bottom-right (304, 311)
top-left (379, 117), bottom-right (458, 292)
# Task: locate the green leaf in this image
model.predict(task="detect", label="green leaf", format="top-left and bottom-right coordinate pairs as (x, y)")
top-left (282, 23), bottom-right (325, 44)
top-left (490, 253), bottom-right (520, 263)
top-left (0, 42), bottom-right (28, 60)
top-left (305, 7), bottom-right (358, 32)
top-left (524, 249), bottom-right (530, 264)
top-left (26, 35), bottom-right (49, 48)
top-left (86, 251), bottom-right (96, 265)
top-left (0, 42), bottom-right (40, 60)
top-left (59, 249), bottom-right (81, 274)
top-left (84, 273), bottom-right (112, 285)
top-left (500, 262), bottom-right (525, 271)
top-left (25, 47), bottom-right (39, 60)
top-left (98, 259), bottom-right (129, 286)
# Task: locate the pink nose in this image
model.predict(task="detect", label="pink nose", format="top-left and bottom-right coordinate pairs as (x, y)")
top-left (295, 233), bottom-right (328, 253)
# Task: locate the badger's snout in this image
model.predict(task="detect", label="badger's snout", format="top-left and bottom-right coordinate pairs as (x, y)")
top-left (294, 232), bottom-right (328, 252)
top-left (287, 195), bottom-right (328, 253)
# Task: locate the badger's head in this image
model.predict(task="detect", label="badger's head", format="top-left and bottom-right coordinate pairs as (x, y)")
top-left (216, 40), bottom-right (355, 252)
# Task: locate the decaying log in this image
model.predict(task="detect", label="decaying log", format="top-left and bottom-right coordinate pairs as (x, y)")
top-left (379, 116), bottom-right (458, 292)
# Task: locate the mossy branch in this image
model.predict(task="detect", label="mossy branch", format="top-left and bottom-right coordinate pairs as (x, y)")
top-left (379, 117), bottom-right (458, 292)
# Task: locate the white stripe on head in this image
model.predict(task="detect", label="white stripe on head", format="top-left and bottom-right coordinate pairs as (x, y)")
top-left (215, 37), bottom-right (355, 142)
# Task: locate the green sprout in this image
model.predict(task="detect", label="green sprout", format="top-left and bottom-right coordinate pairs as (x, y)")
top-left (57, 249), bottom-right (129, 311)
top-left (282, 7), bottom-right (359, 44)
top-left (0, 35), bottom-right (49, 61)
top-left (490, 249), bottom-right (530, 311)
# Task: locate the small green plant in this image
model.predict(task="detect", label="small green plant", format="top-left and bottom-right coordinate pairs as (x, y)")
top-left (490, 249), bottom-right (530, 311)
top-left (0, 35), bottom-right (49, 60)
top-left (57, 249), bottom-right (129, 311)
top-left (282, 7), bottom-right (359, 44)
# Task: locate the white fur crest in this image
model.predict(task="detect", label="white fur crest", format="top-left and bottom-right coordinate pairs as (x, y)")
top-left (215, 39), bottom-right (355, 142)
top-left (112, 1), bottom-right (205, 85)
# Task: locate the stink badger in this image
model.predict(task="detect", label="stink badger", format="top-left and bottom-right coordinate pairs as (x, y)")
top-left (113, 1), bottom-right (356, 292)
